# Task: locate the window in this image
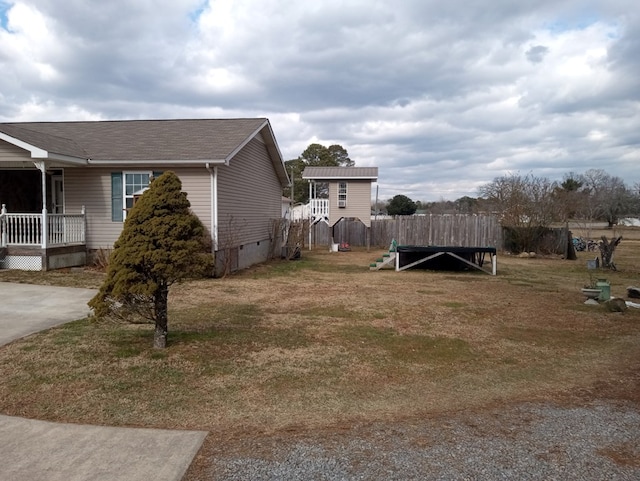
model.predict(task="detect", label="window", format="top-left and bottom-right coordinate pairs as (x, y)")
top-left (111, 171), bottom-right (162, 221)
top-left (338, 181), bottom-right (347, 208)
top-left (124, 172), bottom-right (151, 215)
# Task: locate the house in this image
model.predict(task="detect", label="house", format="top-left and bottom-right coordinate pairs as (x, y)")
top-left (0, 118), bottom-right (289, 274)
top-left (282, 196), bottom-right (291, 220)
top-left (301, 166), bottom-right (378, 249)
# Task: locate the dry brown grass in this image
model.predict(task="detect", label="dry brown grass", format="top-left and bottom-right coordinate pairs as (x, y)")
top-left (0, 267), bottom-right (104, 288)
top-left (570, 223), bottom-right (640, 241)
top-left (0, 242), bottom-right (639, 436)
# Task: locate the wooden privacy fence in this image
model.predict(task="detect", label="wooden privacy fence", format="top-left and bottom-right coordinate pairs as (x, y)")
top-left (309, 214), bottom-right (502, 249)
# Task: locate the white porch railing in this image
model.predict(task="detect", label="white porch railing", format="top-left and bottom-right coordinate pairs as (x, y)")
top-left (0, 205), bottom-right (86, 247)
top-left (48, 213), bottom-right (86, 245)
top-left (309, 199), bottom-right (329, 219)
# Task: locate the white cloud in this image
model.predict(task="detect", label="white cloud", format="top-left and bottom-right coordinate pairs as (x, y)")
top-left (0, 0), bottom-right (638, 201)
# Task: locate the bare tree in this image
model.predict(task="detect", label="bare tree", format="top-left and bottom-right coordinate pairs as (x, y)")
top-left (478, 173), bottom-right (558, 228)
top-left (479, 173), bottom-right (560, 253)
top-left (579, 169), bottom-right (633, 227)
top-left (599, 236), bottom-right (622, 270)
top-left (554, 172), bottom-right (584, 222)
top-left (632, 183), bottom-right (640, 217)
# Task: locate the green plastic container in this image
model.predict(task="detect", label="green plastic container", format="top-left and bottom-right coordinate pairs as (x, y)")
top-left (596, 279), bottom-right (611, 301)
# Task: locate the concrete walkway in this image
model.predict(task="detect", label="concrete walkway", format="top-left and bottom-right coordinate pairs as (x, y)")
top-left (0, 282), bottom-right (96, 344)
top-left (0, 282), bottom-right (207, 481)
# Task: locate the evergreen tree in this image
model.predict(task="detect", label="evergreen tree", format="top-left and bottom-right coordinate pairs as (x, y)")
top-left (89, 171), bottom-right (212, 348)
top-left (387, 194), bottom-right (417, 216)
top-left (284, 143), bottom-right (353, 204)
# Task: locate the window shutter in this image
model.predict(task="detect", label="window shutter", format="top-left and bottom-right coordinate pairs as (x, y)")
top-left (111, 172), bottom-right (123, 222)
top-left (153, 171), bottom-right (163, 181)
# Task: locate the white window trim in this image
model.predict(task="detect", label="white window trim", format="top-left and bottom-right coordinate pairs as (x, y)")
top-left (338, 181), bottom-right (347, 208)
top-left (123, 170), bottom-right (152, 220)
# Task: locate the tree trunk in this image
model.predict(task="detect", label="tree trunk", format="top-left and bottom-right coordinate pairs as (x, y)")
top-left (153, 285), bottom-right (169, 349)
top-left (599, 236), bottom-right (622, 271)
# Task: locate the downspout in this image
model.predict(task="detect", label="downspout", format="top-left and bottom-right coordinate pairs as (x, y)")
top-left (205, 163), bottom-right (218, 252)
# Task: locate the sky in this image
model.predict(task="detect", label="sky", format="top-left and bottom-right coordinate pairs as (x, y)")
top-left (0, 1), bottom-right (638, 202)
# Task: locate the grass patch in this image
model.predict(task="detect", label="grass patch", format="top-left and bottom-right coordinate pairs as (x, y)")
top-left (442, 301), bottom-right (466, 309)
top-left (245, 256), bottom-right (322, 278)
top-left (0, 246), bottom-right (639, 433)
top-left (298, 304), bottom-right (360, 319)
top-left (340, 325), bottom-right (477, 364)
top-left (0, 268), bottom-right (104, 288)
top-left (500, 325), bottom-right (609, 349)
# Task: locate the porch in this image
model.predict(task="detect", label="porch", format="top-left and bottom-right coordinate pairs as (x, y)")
top-left (0, 205), bottom-right (87, 271)
top-left (309, 198), bottom-right (329, 220)
top-left (290, 199), bottom-right (330, 222)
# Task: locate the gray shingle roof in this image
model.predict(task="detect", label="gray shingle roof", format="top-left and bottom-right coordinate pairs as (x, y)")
top-left (0, 118), bottom-right (269, 161)
top-left (0, 123), bottom-right (89, 158)
top-left (302, 166), bottom-right (378, 180)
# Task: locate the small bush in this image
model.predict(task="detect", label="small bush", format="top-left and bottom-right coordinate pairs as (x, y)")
top-left (91, 248), bottom-right (112, 271)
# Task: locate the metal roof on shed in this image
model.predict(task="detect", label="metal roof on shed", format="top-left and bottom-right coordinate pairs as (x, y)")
top-left (302, 166), bottom-right (378, 180)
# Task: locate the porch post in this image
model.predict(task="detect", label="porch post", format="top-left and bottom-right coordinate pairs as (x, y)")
top-left (1, 204), bottom-right (6, 247)
top-left (81, 205), bottom-right (86, 245)
top-left (34, 161), bottom-right (48, 250)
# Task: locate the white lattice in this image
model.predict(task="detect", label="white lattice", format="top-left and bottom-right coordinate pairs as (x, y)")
top-left (1, 255), bottom-right (42, 271)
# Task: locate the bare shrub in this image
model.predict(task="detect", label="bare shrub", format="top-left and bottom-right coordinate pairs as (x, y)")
top-left (91, 248), bottom-right (112, 271)
top-left (217, 215), bottom-right (245, 278)
top-left (283, 220), bottom-right (307, 259)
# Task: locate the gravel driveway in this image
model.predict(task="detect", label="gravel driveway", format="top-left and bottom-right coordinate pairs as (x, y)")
top-left (191, 401), bottom-right (640, 480)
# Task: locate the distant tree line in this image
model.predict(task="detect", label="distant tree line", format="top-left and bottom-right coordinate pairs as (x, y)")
top-left (376, 169), bottom-right (640, 229)
top-left (283, 149), bottom-right (640, 230)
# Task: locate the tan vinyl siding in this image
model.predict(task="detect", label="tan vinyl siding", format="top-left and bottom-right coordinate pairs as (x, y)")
top-left (172, 168), bottom-right (212, 233)
top-left (329, 180), bottom-right (372, 227)
top-left (65, 167), bottom-right (212, 249)
top-left (65, 167), bottom-right (120, 249)
top-left (0, 141), bottom-right (33, 165)
top-left (217, 137), bottom-right (282, 247)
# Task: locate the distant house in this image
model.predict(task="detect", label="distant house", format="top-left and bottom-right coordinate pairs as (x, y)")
top-left (301, 166), bottom-right (378, 248)
top-left (0, 118), bottom-right (289, 273)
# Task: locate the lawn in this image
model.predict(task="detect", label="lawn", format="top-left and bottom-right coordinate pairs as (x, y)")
top-left (0, 228), bottom-right (639, 437)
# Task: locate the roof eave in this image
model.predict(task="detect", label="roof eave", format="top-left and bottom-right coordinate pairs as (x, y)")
top-left (224, 119), bottom-right (270, 164)
top-left (86, 159), bottom-right (227, 166)
top-left (48, 153), bottom-right (89, 165)
top-left (303, 176), bottom-right (378, 181)
top-left (225, 119), bottom-right (290, 187)
top-left (260, 121), bottom-right (290, 187)
top-left (0, 132), bottom-right (88, 165)
top-left (0, 132), bottom-right (48, 158)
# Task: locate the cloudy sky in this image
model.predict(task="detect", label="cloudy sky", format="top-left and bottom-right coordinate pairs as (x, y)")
top-left (1, 1), bottom-right (638, 201)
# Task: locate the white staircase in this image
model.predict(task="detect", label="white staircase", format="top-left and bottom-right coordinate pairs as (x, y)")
top-left (369, 251), bottom-right (396, 270)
